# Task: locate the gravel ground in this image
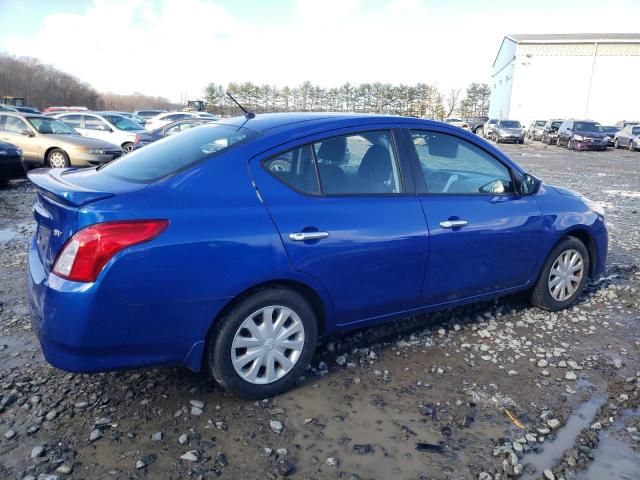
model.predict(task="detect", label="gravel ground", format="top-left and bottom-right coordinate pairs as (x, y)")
top-left (0, 140), bottom-right (638, 480)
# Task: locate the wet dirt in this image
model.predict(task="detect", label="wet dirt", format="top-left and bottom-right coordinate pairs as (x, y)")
top-left (0, 141), bottom-right (639, 479)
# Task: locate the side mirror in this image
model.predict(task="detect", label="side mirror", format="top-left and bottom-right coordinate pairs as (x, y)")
top-left (520, 173), bottom-right (541, 195)
top-left (19, 129), bottom-right (34, 137)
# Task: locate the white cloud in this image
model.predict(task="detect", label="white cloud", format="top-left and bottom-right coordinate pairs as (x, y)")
top-left (4, 0), bottom-right (640, 102)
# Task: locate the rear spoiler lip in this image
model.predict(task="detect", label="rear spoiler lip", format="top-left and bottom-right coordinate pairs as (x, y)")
top-left (27, 168), bottom-right (114, 207)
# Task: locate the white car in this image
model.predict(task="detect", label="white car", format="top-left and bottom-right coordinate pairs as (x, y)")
top-left (144, 111), bottom-right (201, 131)
top-left (55, 112), bottom-right (147, 152)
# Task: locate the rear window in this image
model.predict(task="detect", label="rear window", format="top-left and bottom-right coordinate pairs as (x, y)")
top-left (97, 124), bottom-right (260, 183)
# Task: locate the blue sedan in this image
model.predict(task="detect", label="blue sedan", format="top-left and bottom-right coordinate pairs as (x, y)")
top-left (26, 113), bottom-right (607, 398)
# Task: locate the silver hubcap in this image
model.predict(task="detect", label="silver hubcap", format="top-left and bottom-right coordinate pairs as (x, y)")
top-left (49, 152), bottom-right (66, 168)
top-left (548, 249), bottom-right (584, 302)
top-left (123, 144), bottom-right (134, 152)
top-left (231, 306), bottom-right (305, 385)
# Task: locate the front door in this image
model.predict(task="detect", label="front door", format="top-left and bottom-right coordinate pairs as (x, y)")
top-left (0, 115), bottom-right (40, 161)
top-left (252, 128), bottom-right (429, 326)
top-left (405, 128), bottom-right (542, 305)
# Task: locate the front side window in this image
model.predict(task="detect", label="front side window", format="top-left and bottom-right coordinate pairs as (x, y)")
top-left (1, 116), bottom-right (29, 133)
top-left (83, 115), bottom-right (109, 131)
top-left (410, 130), bottom-right (514, 195)
top-left (632, 127), bottom-right (640, 135)
top-left (313, 131), bottom-right (401, 194)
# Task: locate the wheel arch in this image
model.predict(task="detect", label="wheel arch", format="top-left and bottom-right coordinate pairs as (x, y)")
top-left (43, 146), bottom-right (65, 164)
top-left (200, 278), bottom-right (329, 370)
top-left (553, 228), bottom-right (598, 278)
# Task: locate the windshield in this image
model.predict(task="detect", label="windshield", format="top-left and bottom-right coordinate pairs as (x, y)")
top-left (97, 123), bottom-right (260, 183)
top-left (602, 126), bottom-right (618, 133)
top-left (28, 117), bottom-right (77, 134)
top-left (500, 121), bottom-right (521, 128)
top-left (574, 122), bottom-right (603, 133)
top-left (551, 121), bottom-right (562, 128)
top-left (535, 121), bottom-right (546, 127)
top-left (102, 114), bottom-right (143, 131)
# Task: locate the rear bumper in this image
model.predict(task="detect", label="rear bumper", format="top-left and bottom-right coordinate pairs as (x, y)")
top-left (27, 238), bottom-right (225, 373)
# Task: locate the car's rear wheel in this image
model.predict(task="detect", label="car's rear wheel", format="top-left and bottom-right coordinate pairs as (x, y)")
top-left (476, 127), bottom-right (483, 137)
top-left (614, 138), bottom-right (620, 149)
top-left (122, 142), bottom-right (135, 153)
top-left (629, 140), bottom-right (635, 151)
top-left (556, 137), bottom-right (561, 147)
top-left (531, 237), bottom-right (589, 311)
top-left (207, 287), bottom-right (318, 399)
top-left (47, 149), bottom-right (70, 168)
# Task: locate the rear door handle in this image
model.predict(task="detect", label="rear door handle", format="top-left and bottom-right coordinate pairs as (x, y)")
top-left (439, 220), bottom-right (468, 229)
top-left (289, 231), bottom-right (329, 241)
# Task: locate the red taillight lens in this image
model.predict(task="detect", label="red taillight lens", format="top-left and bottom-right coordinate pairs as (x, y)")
top-left (52, 220), bottom-right (169, 282)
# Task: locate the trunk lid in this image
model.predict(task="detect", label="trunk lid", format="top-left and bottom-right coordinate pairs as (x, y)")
top-left (28, 167), bottom-right (147, 271)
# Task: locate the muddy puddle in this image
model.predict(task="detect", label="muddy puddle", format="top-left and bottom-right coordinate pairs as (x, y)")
top-left (520, 396), bottom-right (605, 480)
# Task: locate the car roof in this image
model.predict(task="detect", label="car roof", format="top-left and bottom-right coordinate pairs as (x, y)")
top-left (215, 112), bottom-right (425, 133)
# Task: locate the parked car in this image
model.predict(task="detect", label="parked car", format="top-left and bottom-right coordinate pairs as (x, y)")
top-left (0, 112), bottom-right (122, 169)
top-left (132, 118), bottom-right (216, 150)
top-left (444, 118), bottom-right (469, 129)
top-left (541, 119), bottom-right (564, 145)
top-left (133, 109), bottom-right (167, 121)
top-left (601, 126), bottom-right (620, 147)
top-left (462, 116), bottom-right (489, 135)
top-left (0, 141), bottom-right (24, 182)
top-left (43, 106), bottom-right (88, 114)
top-left (99, 111), bottom-right (146, 127)
top-left (26, 113), bottom-right (608, 398)
top-left (556, 120), bottom-right (609, 151)
top-left (613, 124), bottom-right (640, 151)
top-left (0, 106), bottom-right (17, 112)
top-left (55, 112), bottom-right (147, 152)
top-left (13, 106), bottom-right (41, 114)
top-left (482, 118), bottom-right (498, 139)
top-left (526, 120), bottom-right (546, 141)
top-left (492, 120), bottom-right (524, 143)
top-left (614, 120), bottom-right (639, 129)
top-left (144, 111), bottom-right (200, 131)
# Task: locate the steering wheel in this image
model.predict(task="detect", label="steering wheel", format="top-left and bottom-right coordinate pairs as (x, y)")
top-left (442, 174), bottom-right (459, 193)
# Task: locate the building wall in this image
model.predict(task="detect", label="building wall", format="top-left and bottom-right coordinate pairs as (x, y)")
top-left (490, 40), bottom-right (640, 126)
top-left (488, 39), bottom-right (517, 119)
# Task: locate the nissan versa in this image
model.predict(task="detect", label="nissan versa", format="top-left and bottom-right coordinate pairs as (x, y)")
top-left (27, 113), bottom-right (607, 399)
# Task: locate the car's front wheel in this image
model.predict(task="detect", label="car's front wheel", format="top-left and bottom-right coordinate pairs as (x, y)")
top-left (614, 138), bottom-right (620, 149)
top-left (207, 287), bottom-right (318, 399)
top-left (122, 142), bottom-right (135, 153)
top-left (531, 237), bottom-right (590, 311)
top-left (47, 149), bottom-right (70, 168)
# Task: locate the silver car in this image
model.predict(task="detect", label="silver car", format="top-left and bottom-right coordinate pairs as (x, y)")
top-left (0, 112), bottom-right (123, 169)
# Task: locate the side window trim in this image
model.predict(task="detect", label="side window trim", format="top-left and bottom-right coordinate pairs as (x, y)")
top-left (403, 127), bottom-right (519, 196)
top-left (260, 127), bottom-right (408, 198)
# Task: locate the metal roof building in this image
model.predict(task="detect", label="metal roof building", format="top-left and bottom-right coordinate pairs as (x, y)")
top-left (488, 33), bottom-right (640, 126)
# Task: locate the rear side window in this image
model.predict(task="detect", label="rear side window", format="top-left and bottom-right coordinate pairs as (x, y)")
top-left (263, 130), bottom-right (402, 196)
top-left (61, 114), bottom-right (82, 128)
top-left (84, 116), bottom-right (107, 130)
top-left (97, 124), bottom-right (259, 183)
top-left (264, 145), bottom-right (319, 194)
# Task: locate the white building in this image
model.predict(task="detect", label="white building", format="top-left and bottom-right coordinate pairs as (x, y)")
top-left (489, 33), bottom-right (640, 126)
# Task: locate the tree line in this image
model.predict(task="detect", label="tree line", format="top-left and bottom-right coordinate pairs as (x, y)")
top-left (0, 54), bottom-right (177, 111)
top-left (205, 81), bottom-right (490, 119)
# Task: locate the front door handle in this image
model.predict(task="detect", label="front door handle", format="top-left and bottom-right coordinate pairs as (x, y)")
top-left (439, 220), bottom-right (468, 229)
top-left (289, 231), bottom-right (329, 241)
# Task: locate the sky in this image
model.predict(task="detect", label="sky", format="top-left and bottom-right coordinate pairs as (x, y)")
top-left (1, 0), bottom-right (639, 102)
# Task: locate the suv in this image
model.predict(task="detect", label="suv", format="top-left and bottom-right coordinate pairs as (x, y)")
top-left (526, 120), bottom-right (546, 141)
top-left (541, 119), bottom-right (564, 145)
top-left (463, 116), bottom-right (489, 135)
top-left (492, 120), bottom-right (524, 144)
top-left (556, 119), bottom-right (609, 151)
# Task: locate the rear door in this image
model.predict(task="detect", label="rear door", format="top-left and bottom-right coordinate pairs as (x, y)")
top-left (81, 114), bottom-right (113, 142)
top-left (403, 127), bottom-right (542, 305)
top-left (251, 126), bottom-right (429, 326)
top-left (0, 115), bottom-right (39, 161)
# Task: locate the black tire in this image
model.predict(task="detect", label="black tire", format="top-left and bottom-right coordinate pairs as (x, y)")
top-left (556, 137), bottom-right (561, 147)
top-left (629, 140), bottom-right (635, 152)
top-left (207, 287), bottom-right (318, 399)
top-left (122, 142), bottom-right (135, 153)
top-left (531, 237), bottom-right (590, 311)
top-left (47, 148), bottom-right (70, 168)
top-left (518, 139), bottom-right (524, 144)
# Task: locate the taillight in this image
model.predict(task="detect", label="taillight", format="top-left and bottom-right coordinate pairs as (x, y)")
top-left (52, 220), bottom-right (168, 282)
top-left (134, 134), bottom-right (141, 144)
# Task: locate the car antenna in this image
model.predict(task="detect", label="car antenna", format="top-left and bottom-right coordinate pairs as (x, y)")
top-left (226, 92), bottom-right (255, 119)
